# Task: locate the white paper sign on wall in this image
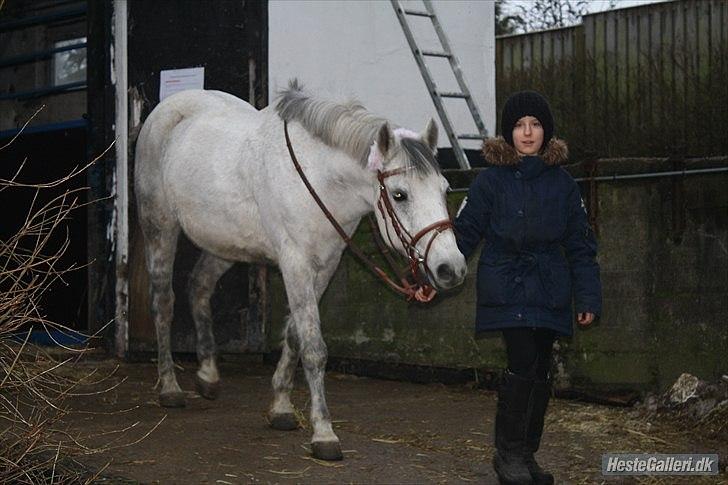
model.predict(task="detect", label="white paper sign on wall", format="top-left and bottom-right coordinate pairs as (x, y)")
top-left (159, 67), bottom-right (205, 101)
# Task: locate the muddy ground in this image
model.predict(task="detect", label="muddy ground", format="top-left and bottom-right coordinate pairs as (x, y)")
top-left (64, 357), bottom-right (726, 484)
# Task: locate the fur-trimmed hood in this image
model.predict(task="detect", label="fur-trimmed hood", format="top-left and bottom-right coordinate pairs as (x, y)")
top-left (482, 136), bottom-right (569, 166)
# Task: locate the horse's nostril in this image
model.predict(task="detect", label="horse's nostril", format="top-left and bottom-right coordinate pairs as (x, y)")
top-left (437, 263), bottom-right (455, 282)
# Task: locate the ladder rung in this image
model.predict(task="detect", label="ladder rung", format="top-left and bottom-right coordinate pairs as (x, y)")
top-left (421, 50), bottom-right (451, 58)
top-left (390, 0), bottom-right (483, 169)
top-left (403, 9), bottom-right (433, 17)
top-left (438, 91), bottom-right (469, 99)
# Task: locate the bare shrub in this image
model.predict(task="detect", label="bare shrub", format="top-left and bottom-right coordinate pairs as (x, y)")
top-left (0, 112), bottom-right (161, 483)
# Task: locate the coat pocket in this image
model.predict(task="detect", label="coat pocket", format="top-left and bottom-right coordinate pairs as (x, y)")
top-left (543, 262), bottom-right (572, 310)
top-left (477, 259), bottom-right (508, 306)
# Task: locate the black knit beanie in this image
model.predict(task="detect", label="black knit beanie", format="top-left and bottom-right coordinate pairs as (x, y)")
top-left (501, 91), bottom-right (554, 148)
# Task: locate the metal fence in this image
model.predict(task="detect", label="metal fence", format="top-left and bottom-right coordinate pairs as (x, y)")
top-left (496, 0), bottom-right (728, 159)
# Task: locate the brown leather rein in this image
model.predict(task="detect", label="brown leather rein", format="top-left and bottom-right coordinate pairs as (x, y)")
top-left (283, 121), bottom-right (454, 302)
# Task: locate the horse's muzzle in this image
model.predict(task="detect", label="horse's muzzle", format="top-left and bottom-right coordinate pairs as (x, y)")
top-left (434, 262), bottom-right (466, 290)
top-left (419, 260), bottom-right (465, 292)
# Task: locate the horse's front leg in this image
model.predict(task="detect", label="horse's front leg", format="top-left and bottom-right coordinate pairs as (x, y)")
top-left (269, 315), bottom-right (300, 430)
top-left (295, 303), bottom-right (340, 460)
top-left (278, 261), bottom-right (342, 461)
top-left (270, 259), bottom-right (341, 431)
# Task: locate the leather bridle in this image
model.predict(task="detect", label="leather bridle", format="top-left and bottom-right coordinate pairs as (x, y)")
top-left (283, 121), bottom-right (454, 302)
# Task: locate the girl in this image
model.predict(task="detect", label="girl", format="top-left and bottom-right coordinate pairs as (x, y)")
top-left (454, 91), bottom-right (602, 484)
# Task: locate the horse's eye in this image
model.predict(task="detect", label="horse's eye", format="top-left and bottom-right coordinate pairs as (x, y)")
top-left (392, 190), bottom-right (408, 202)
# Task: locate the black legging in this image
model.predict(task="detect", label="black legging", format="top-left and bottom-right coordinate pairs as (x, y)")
top-left (502, 327), bottom-right (557, 381)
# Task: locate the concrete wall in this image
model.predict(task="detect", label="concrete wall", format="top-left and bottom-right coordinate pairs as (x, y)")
top-left (266, 158), bottom-right (728, 394)
top-left (268, 0), bottom-right (496, 151)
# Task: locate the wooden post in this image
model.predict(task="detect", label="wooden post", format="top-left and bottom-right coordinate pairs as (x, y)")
top-left (113, 0), bottom-right (129, 359)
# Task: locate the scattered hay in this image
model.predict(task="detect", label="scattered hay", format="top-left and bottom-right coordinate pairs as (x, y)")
top-left (299, 455), bottom-right (345, 468)
top-left (631, 373), bottom-right (728, 447)
top-left (266, 466), bottom-right (311, 476)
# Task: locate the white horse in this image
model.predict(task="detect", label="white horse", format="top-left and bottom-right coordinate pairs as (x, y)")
top-left (133, 80), bottom-right (467, 460)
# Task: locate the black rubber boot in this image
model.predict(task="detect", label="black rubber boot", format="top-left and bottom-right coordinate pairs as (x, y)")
top-left (523, 374), bottom-right (554, 485)
top-left (493, 369), bottom-right (535, 485)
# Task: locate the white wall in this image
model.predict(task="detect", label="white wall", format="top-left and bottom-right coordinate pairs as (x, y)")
top-left (268, 0), bottom-right (495, 151)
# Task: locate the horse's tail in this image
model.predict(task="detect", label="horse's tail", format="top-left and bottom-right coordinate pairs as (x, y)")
top-left (133, 91), bottom-right (209, 214)
top-left (136, 90), bottom-right (255, 168)
top-left (135, 90), bottom-right (221, 176)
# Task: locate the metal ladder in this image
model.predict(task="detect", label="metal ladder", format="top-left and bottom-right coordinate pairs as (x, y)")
top-left (391, 0), bottom-right (487, 170)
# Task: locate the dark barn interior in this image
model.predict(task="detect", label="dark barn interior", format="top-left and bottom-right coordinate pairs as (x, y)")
top-left (124, 0), bottom-right (269, 355)
top-left (0, 125), bottom-right (88, 330)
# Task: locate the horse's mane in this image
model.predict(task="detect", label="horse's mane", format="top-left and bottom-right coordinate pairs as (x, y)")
top-left (275, 80), bottom-right (439, 174)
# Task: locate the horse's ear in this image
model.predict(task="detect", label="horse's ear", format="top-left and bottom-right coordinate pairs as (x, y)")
top-left (377, 123), bottom-right (392, 154)
top-left (367, 123), bottom-right (393, 171)
top-left (423, 118), bottom-right (438, 152)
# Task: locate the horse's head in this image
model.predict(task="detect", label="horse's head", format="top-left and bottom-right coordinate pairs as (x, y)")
top-left (367, 120), bottom-right (466, 291)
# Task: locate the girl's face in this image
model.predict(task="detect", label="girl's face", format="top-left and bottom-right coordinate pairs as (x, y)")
top-left (512, 116), bottom-right (544, 156)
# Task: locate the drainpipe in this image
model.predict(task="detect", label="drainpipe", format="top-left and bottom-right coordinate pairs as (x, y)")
top-left (113, 0), bottom-right (129, 359)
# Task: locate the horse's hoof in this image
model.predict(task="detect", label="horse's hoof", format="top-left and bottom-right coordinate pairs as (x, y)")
top-left (269, 412), bottom-right (299, 431)
top-left (311, 440), bottom-right (343, 461)
top-left (159, 391), bottom-right (186, 408)
top-left (195, 375), bottom-right (220, 400)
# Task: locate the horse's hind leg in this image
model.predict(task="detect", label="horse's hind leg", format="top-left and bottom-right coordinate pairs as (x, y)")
top-left (143, 225), bottom-right (184, 407)
top-left (188, 252), bottom-right (232, 400)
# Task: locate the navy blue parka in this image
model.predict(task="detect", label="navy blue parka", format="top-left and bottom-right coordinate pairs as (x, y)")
top-left (453, 137), bottom-right (602, 337)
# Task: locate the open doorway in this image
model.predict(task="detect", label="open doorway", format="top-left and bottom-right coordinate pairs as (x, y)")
top-left (0, 124), bottom-right (89, 331)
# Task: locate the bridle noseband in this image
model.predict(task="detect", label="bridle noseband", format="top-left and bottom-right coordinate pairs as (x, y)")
top-left (283, 121), bottom-right (454, 302)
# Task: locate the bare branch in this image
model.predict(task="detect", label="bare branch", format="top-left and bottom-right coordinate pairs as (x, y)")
top-left (0, 132), bottom-right (155, 483)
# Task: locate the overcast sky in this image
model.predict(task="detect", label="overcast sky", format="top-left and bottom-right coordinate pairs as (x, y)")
top-left (501, 0), bottom-right (670, 16)
top-left (584, 0), bottom-right (670, 14)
